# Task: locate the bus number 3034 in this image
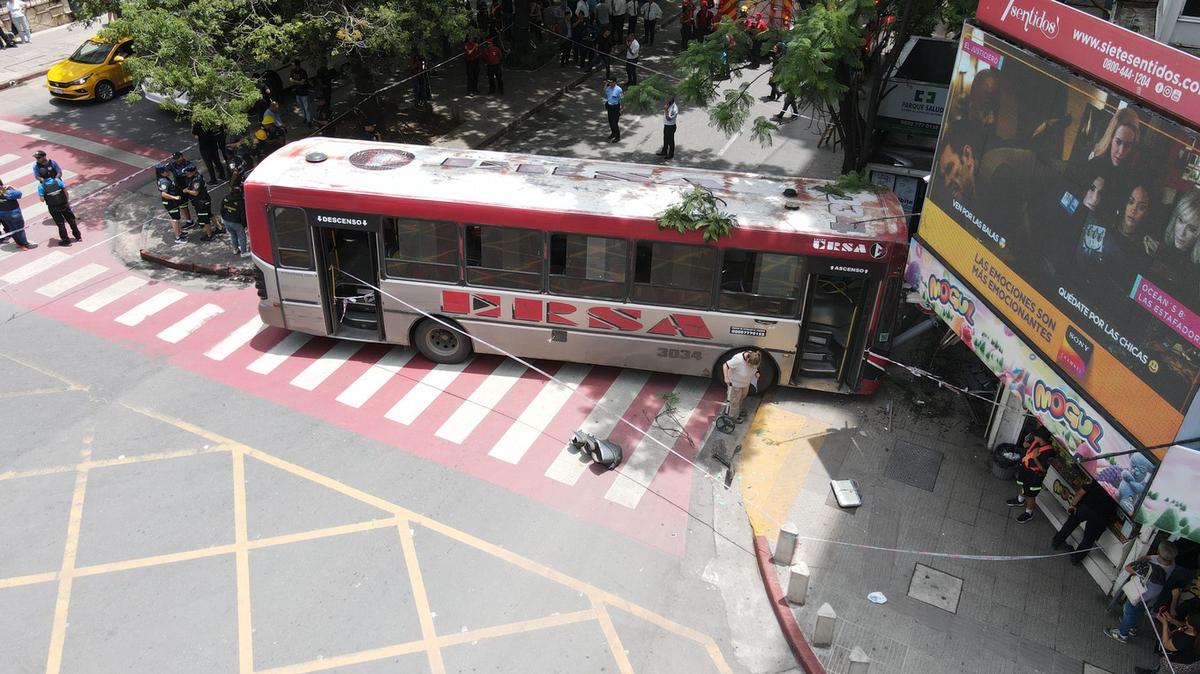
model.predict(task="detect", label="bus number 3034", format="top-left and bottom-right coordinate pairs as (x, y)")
top-left (658, 347), bottom-right (704, 360)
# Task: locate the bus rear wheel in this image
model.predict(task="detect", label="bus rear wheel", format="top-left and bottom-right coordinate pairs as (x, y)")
top-left (413, 318), bottom-right (472, 364)
top-left (711, 349), bottom-right (779, 395)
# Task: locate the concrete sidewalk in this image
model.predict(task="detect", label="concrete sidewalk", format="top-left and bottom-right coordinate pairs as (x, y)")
top-left (742, 379), bottom-right (1152, 674)
top-left (0, 16), bottom-right (107, 88)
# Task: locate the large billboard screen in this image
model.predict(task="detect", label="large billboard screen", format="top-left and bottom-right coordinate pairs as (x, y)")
top-left (919, 23), bottom-right (1200, 447)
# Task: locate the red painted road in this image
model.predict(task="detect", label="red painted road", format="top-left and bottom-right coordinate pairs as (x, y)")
top-left (0, 118), bottom-right (724, 556)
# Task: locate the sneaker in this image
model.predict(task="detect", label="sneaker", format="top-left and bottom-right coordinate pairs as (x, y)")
top-left (1103, 628), bottom-right (1128, 644)
top-left (58, 239), bottom-right (71, 247)
top-left (1005, 497), bottom-right (1025, 507)
top-left (73, 235), bottom-right (81, 242)
top-left (19, 242), bottom-right (37, 250)
top-left (1016, 511), bottom-right (1034, 523)
top-left (240, 251), bottom-right (251, 258)
top-left (174, 234), bottom-right (188, 244)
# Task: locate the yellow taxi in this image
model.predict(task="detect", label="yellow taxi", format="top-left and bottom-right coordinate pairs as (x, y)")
top-left (46, 36), bottom-right (134, 102)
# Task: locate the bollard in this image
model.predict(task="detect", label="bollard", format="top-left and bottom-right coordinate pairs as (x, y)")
top-left (813, 603), bottom-right (836, 647)
top-left (774, 522), bottom-right (798, 565)
top-left (785, 561), bottom-right (810, 605)
top-left (848, 646), bottom-right (870, 673)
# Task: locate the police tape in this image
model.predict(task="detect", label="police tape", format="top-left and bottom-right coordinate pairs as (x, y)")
top-left (794, 534), bottom-right (1101, 562)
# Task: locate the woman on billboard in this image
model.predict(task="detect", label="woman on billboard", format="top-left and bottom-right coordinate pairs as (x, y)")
top-left (1146, 190), bottom-right (1200, 301)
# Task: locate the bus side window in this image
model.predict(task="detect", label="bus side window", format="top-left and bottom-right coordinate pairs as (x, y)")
top-left (273, 206), bottom-right (313, 270)
top-left (382, 218), bottom-right (460, 284)
top-left (632, 241), bottom-right (715, 309)
top-left (548, 233), bottom-right (627, 300)
top-left (463, 224), bottom-right (543, 292)
top-left (718, 249), bottom-right (803, 316)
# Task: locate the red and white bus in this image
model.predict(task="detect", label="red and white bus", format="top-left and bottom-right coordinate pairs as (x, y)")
top-left (245, 139), bottom-right (909, 394)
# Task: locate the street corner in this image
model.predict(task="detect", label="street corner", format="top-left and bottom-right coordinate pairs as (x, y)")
top-left (739, 402), bottom-right (837, 540)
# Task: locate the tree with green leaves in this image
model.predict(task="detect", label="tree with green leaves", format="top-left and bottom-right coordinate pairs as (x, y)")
top-left (71, 0), bottom-right (471, 134)
top-left (635, 0), bottom-right (973, 174)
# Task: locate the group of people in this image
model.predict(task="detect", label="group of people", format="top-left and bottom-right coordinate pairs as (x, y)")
top-left (1, 0), bottom-right (32, 49)
top-left (0, 151), bottom-right (81, 250)
top-left (155, 148), bottom-right (249, 256)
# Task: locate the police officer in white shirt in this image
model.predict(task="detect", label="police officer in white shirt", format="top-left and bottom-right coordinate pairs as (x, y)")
top-left (624, 32), bottom-right (640, 85)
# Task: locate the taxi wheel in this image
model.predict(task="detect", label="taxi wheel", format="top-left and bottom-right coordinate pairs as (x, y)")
top-left (95, 81), bottom-right (115, 102)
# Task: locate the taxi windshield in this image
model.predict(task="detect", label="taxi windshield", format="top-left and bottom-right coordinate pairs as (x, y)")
top-left (69, 40), bottom-right (113, 65)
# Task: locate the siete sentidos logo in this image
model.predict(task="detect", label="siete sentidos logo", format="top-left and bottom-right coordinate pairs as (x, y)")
top-left (1000, 0), bottom-right (1059, 39)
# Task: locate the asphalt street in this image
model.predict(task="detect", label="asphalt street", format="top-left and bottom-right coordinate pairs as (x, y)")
top-left (0, 45), bottom-right (806, 674)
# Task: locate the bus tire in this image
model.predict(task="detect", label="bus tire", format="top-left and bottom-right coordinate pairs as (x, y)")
top-left (413, 318), bottom-right (473, 364)
top-left (711, 348), bottom-right (779, 396)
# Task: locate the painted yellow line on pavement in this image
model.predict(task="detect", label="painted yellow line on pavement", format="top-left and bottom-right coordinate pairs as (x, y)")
top-left (0, 351), bottom-right (90, 390)
top-left (397, 522), bottom-right (446, 674)
top-left (44, 435), bottom-right (92, 674)
top-left (0, 386), bottom-right (79, 400)
top-left (594, 600), bottom-right (635, 674)
top-left (738, 404), bottom-right (831, 539)
top-left (0, 446), bottom-right (230, 482)
top-left (0, 570), bottom-right (57, 589)
top-left (233, 449), bottom-right (254, 674)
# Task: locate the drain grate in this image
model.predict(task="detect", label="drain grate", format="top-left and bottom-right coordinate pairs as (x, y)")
top-left (908, 563), bottom-right (963, 613)
top-left (885, 440), bottom-right (943, 492)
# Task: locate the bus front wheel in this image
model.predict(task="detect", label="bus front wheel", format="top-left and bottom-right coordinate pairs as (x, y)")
top-left (711, 349), bottom-right (779, 395)
top-left (414, 318), bottom-right (473, 364)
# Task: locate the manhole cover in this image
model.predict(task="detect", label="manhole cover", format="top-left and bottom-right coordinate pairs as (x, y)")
top-left (908, 563), bottom-right (963, 613)
top-left (885, 440), bottom-right (943, 492)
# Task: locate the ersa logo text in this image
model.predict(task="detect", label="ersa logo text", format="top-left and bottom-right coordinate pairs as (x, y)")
top-left (812, 239), bottom-right (887, 259)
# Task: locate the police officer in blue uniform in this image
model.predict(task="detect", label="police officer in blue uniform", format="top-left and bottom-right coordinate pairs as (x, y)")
top-left (37, 176), bottom-right (80, 246)
top-left (32, 150), bottom-right (62, 182)
top-left (0, 178), bottom-right (36, 249)
top-left (157, 163), bottom-right (187, 244)
top-left (182, 164), bottom-right (216, 241)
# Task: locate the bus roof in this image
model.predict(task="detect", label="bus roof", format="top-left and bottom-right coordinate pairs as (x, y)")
top-left (248, 138), bottom-right (909, 244)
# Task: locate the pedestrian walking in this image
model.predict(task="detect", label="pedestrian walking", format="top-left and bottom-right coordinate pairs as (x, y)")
top-left (7, 0), bottom-right (31, 44)
top-left (37, 176), bottom-right (80, 247)
top-left (623, 32), bottom-right (640, 86)
top-left (31, 150), bottom-right (62, 181)
top-left (289, 61), bottom-right (313, 126)
top-left (157, 164), bottom-right (187, 244)
top-left (603, 77), bottom-right (623, 142)
top-left (1106, 541), bottom-right (1179, 644)
top-left (0, 179), bottom-right (35, 249)
top-left (1005, 426), bottom-right (1056, 523)
top-left (767, 41), bottom-right (786, 100)
top-left (723, 350), bottom-right (761, 423)
top-left (579, 18), bottom-right (597, 69)
top-left (1051, 475), bottom-right (1118, 565)
top-left (182, 164), bottom-right (216, 241)
top-left (773, 93), bottom-right (800, 120)
top-left (192, 122), bottom-right (228, 183)
top-left (642, 0), bottom-right (661, 46)
top-left (655, 96), bottom-right (678, 159)
top-left (483, 38), bottom-right (505, 95)
top-left (465, 35), bottom-right (482, 95)
top-left (221, 185), bottom-right (249, 257)
top-left (679, 0), bottom-right (694, 50)
top-left (596, 26), bottom-right (614, 79)
top-left (571, 9), bottom-right (587, 66)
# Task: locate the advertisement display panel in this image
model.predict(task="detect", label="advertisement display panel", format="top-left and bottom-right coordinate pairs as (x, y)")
top-left (906, 242), bottom-right (1155, 515)
top-left (919, 23), bottom-right (1200, 448)
top-left (1141, 444), bottom-right (1200, 542)
top-left (976, 0), bottom-right (1200, 127)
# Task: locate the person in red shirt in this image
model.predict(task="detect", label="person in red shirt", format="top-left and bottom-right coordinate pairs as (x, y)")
top-left (483, 38), bottom-right (505, 95)
top-left (464, 36), bottom-right (481, 95)
top-left (680, 0), bottom-right (694, 50)
top-left (1007, 426), bottom-right (1057, 523)
top-left (696, 0), bottom-right (714, 39)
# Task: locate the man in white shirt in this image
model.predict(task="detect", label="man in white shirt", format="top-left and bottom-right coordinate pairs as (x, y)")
top-left (723, 350), bottom-right (761, 423)
top-left (609, 0), bottom-right (626, 38)
top-left (8, 0), bottom-right (32, 44)
top-left (623, 32), bottom-right (640, 86)
top-left (656, 96), bottom-right (678, 159)
top-left (642, 0), bottom-right (662, 45)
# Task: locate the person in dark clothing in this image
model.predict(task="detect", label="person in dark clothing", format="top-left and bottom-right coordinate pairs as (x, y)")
top-left (483, 38), bottom-right (504, 95)
top-left (182, 165), bottom-right (215, 241)
top-left (220, 185), bottom-right (249, 257)
top-left (410, 52), bottom-right (432, 108)
top-left (313, 96), bottom-right (334, 137)
top-left (191, 122), bottom-right (228, 182)
top-left (596, 26), bottom-right (614, 79)
top-left (37, 176), bottom-right (80, 246)
top-left (156, 164), bottom-right (186, 244)
top-left (289, 61), bottom-right (313, 126)
top-left (1006, 426), bottom-right (1056, 523)
top-left (1051, 477), bottom-right (1118, 564)
top-left (0, 179), bottom-right (36, 249)
top-left (465, 35), bottom-right (482, 95)
top-left (355, 121), bottom-right (382, 142)
top-left (580, 19), bottom-right (597, 70)
top-left (315, 64), bottom-right (335, 104)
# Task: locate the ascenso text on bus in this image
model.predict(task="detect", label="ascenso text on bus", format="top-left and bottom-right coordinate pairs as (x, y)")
top-left (442, 290), bottom-right (716, 339)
